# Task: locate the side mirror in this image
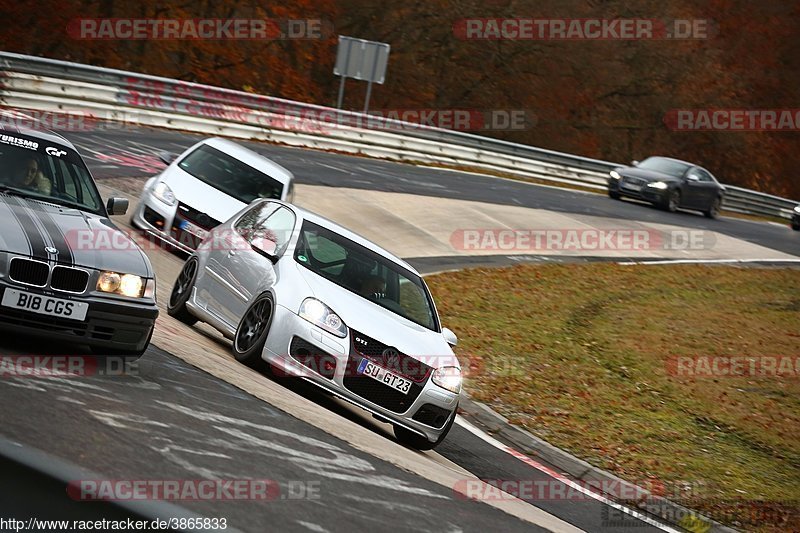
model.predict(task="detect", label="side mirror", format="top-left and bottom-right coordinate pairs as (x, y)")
top-left (631, 160), bottom-right (640, 167)
top-left (686, 174), bottom-right (700, 182)
top-left (250, 236), bottom-right (278, 263)
top-left (106, 197), bottom-right (129, 216)
top-left (158, 151), bottom-right (178, 166)
top-left (442, 327), bottom-right (458, 346)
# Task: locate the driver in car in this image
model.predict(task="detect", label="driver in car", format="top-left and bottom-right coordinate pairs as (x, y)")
top-left (16, 157), bottom-right (51, 195)
top-left (358, 275), bottom-right (386, 299)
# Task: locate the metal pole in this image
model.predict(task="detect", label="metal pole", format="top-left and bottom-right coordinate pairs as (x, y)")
top-left (336, 76), bottom-right (346, 109)
top-left (363, 48), bottom-right (381, 114)
top-left (363, 80), bottom-right (373, 114)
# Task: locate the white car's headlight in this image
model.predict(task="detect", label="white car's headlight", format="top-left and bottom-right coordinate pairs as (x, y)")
top-left (609, 170), bottom-right (621, 180)
top-left (432, 366), bottom-right (462, 394)
top-left (298, 298), bottom-right (347, 338)
top-left (152, 181), bottom-right (176, 206)
top-left (647, 181), bottom-right (669, 190)
top-left (97, 271), bottom-right (152, 298)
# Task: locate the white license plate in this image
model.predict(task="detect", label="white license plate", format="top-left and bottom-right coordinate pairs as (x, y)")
top-left (1, 288), bottom-right (88, 321)
top-left (357, 359), bottom-right (412, 394)
top-left (180, 220), bottom-right (208, 239)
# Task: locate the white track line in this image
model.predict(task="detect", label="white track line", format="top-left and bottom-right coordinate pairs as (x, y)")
top-left (455, 416), bottom-right (682, 533)
top-left (617, 258), bottom-right (800, 266)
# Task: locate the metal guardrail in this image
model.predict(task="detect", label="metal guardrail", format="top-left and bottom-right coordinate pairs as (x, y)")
top-left (1, 51), bottom-right (797, 220)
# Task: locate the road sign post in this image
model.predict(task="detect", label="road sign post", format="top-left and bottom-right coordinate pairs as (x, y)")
top-left (333, 36), bottom-right (390, 114)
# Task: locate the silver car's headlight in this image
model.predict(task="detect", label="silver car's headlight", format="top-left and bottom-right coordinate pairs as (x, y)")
top-left (647, 181), bottom-right (668, 190)
top-left (97, 271), bottom-right (154, 298)
top-left (432, 366), bottom-right (462, 394)
top-left (609, 170), bottom-right (621, 180)
top-left (152, 181), bottom-right (176, 206)
top-left (298, 298), bottom-right (347, 338)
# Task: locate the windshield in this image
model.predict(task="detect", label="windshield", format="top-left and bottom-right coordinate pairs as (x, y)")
top-left (637, 157), bottom-right (690, 177)
top-left (178, 144), bottom-right (285, 203)
top-left (295, 220), bottom-right (439, 331)
top-left (0, 132), bottom-right (104, 214)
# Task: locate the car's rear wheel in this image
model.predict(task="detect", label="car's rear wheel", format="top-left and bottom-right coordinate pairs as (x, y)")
top-left (393, 408), bottom-right (457, 451)
top-left (608, 190), bottom-right (621, 200)
top-left (168, 258), bottom-right (198, 325)
top-left (665, 190), bottom-right (681, 212)
top-left (704, 196), bottom-right (722, 219)
top-left (233, 293), bottom-right (274, 369)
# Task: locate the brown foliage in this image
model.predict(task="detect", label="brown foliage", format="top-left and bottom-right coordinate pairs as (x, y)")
top-left (1, 0), bottom-right (798, 198)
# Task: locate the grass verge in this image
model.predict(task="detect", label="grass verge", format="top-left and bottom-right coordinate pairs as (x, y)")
top-left (427, 263), bottom-right (799, 531)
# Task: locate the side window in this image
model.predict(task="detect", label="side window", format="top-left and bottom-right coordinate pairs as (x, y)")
top-left (255, 207), bottom-right (295, 250)
top-left (696, 169), bottom-right (714, 182)
top-left (235, 201), bottom-right (277, 234)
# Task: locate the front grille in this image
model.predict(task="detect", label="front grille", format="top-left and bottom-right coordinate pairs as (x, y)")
top-left (175, 203), bottom-right (220, 230)
top-left (350, 330), bottom-right (432, 382)
top-left (8, 258), bottom-right (49, 287)
top-left (51, 266), bottom-right (89, 293)
top-left (412, 404), bottom-right (451, 429)
top-left (289, 337), bottom-right (336, 379)
top-left (622, 177), bottom-right (645, 187)
top-left (343, 331), bottom-right (431, 413)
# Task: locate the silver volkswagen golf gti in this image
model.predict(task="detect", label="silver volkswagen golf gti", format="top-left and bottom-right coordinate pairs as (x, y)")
top-left (168, 199), bottom-right (462, 450)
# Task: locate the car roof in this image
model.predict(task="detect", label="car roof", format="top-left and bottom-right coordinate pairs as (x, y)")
top-left (278, 201), bottom-right (421, 276)
top-left (202, 137), bottom-right (294, 184)
top-left (0, 120), bottom-right (76, 150)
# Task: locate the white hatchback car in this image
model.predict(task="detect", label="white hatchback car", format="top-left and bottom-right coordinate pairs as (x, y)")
top-left (167, 200), bottom-right (462, 450)
top-left (131, 137), bottom-right (295, 253)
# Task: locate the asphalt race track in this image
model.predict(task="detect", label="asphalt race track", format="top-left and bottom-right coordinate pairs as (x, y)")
top-left (3, 122), bottom-right (796, 532)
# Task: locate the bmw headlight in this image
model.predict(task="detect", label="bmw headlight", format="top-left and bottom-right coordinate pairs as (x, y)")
top-left (432, 366), bottom-right (462, 394)
top-left (152, 181), bottom-right (176, 206)
top-left (647, 181), bottom-right (669, 190)
top-left (299, 298), bottom-right (347, 338)
top-left (97, 271), bottom-right (153, 298)
top-left (609, 170), bottom-right (621, 180)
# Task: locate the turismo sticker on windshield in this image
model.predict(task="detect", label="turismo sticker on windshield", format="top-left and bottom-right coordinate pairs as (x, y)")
top-left (0, 134), bottom-right (39, 151)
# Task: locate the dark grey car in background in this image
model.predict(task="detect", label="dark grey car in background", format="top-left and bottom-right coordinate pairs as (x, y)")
top-left (608, 156), bottom-right (725, 218)
top-left (0, 125), bottom-right (158, 358)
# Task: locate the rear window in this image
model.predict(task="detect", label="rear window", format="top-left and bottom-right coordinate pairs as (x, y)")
top-left (0, 132), bottom-right (104, 214)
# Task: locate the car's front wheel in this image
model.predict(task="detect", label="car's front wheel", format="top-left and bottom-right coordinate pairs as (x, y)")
top-left (664, 189), bottom-right (681, 212)
top-left (233, 293), bottom-right (274, 369)
top-left (168, 258), bottom-right (199, 325)
top-left (791, 219), bottom-right (800, 231)
top-left (704, 196), bottom-right (722, 219)
top-left (394, 408), bottom-right (457, 451)
top-left (608, 189), bottom-right (621, 200)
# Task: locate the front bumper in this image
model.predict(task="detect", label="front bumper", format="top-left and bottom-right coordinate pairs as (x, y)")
top-left (131, 193), bottom-right (197, 254)
top-left (262, 305), bottom-right (460, 443)
top-left (0, 282), bottom-right (158, 353)
top-left (609, 179), bottom-right (668, 203)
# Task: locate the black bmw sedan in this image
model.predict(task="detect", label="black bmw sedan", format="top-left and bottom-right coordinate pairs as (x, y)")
top-left (0, 124), bottom-right (158, 358)
top-left (607, 156), bottom-right (725, 218)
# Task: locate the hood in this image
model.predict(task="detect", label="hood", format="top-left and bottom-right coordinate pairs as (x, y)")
top-left (618, 167), bottom-right (682, 183)
top-left (160, 166), bottom-right (246, 223)
top-left (293, 263), bottom-right (455, 365)
top-left (0, 193), bottom-right (151, 277)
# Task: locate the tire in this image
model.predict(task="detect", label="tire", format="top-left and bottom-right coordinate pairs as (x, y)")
top-left (608, 190), bottom-right (621, 200)
top-left (394, 407), bottom-right (457, 451)
top-left (704, 196), bottom-right (722, 219)
top-left (664, 189), bottom-right (681, 212)
top-left (791, 220), bottom-right (800, 231)
top-left (168, 257), bottom-right (199, 325)
top-left (233, 293), bottom-right (274, 369)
